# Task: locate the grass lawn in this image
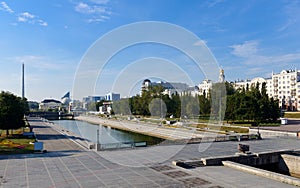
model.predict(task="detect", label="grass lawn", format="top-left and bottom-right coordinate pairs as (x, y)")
top-left (193, 123), bottom-right (249, 134)
top-left (0, 128), bottom-right (35, 155)
top-left (284, 112), bottom-right (300, 118)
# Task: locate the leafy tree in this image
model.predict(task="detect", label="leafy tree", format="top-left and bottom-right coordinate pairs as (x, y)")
top-left (198, 94), bottom-right (210, 115)
top-left (0, 91), bottom-right (28, 136)
top-left (28, 101), bottom-right (39, 111)
top-left (224, 82), bottom-right (280, 124)
top-left (112, 98), bottom-right (131, 115)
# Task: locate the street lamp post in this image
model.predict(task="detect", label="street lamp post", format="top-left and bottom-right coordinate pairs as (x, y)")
top-left (97, 128), bottom-right (100, 145)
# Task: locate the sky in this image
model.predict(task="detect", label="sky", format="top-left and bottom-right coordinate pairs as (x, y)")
top-left (0, 0), bottom-right (300, 101)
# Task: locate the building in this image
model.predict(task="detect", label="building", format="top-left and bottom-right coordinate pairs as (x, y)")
top-left (198, 69), bottom-right (225, 97)
top-left (99, 101), bottom-right (113, 114)
top-left (105, 93), bottom-right (120, 101)
top-left (198, 79), bottom-right (212, 97)
top-left (82, 96), bottom-right (105, 103)
top-left (233, 69), bottom-right (300, 111)
top-left (272, 69), bottom-right (300, 111)
top-left (141, 79), bottom-right (198, 97)
top-left (39, 99), bottom-right (62, 111)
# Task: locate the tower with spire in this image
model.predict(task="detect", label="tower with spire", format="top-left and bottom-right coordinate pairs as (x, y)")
top-left (219, 68), bottom-right (225, 83)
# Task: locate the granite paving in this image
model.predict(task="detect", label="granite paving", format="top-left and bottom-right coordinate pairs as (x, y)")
top-left (0, 117), bottom-right (299, 188)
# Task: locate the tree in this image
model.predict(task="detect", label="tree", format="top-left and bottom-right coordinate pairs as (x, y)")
top-left (0, 91), bottom-right (28, 136)
top-left (112, 98), bottom-right (131, 115)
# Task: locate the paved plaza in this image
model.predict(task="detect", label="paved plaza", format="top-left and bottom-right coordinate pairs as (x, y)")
top-left (0, 118), bottom-right (300, 187)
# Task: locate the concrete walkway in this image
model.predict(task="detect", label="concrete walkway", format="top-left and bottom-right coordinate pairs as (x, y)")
top-left (0, 117), bottom-right (299, 187)
top-left (259, 119), bottom-right (300, 133)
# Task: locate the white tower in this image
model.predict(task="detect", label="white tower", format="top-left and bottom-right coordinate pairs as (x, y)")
top-left (219, 68), bottom-right (225, 83)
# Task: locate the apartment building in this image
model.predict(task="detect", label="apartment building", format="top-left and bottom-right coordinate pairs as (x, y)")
top-left (234, 69), bottom-right (300, 111)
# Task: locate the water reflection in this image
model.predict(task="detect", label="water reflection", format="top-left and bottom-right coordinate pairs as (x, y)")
top-left (52, 120), bottom-right (162, 144)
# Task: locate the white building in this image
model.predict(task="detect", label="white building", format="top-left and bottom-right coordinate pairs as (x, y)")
top-left (198, 69), bottom-right (225, 97)
top-left (39, 99), bottom-right (62, 111)
top-left (141, 79), bottom-right (199, 97)
top-left (234, 69), bottom-right (300, 111)
top-left (272, 69), bottom-right (300, 111)
top-left (198, 79), bottom-right (212, 97)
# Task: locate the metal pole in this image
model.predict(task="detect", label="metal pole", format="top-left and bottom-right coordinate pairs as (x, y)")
top-left (97, 128), bottom-right (100, 144)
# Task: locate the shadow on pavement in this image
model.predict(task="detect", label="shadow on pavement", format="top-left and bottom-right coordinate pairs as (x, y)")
top-left (0, 150), bottom-right (85, 160)
top-left (35, 134), bottom-right (90, 142)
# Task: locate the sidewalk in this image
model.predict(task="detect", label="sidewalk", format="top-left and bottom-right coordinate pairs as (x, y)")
top-left (0, 117), bottom-right (299, 187)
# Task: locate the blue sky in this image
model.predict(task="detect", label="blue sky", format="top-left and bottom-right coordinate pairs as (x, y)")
top-left (0, 0), bottom-right (300, 101)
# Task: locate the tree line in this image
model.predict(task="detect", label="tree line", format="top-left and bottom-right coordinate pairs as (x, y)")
top-left (111, 82), bottom-right (280, 123)
top-left (225, 82), bottom-right (280, 124)
top-left (112, 85), bottom-right (211, 119)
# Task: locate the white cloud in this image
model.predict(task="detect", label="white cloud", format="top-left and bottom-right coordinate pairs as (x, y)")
top-left (193, 39), bottom-right (207, 46)
top-left (0, 1), bottom-right (14, 13)
top-left (208, 0), bottom-right (225, 8)
top-left (230, 41), bottom-right (258, 58)
top-left (18, 12), bottom-right (35, 23)
top-left (230, 40), bottom-right (300, 66)
top-left (22, 12), bottom-right (35, 19)
top-left (38, 19), bottom-right (48, 26)
top-left (75, 2), bottom-right (109, 14)
top-left (278, 1), bottom-right (300, 32)
top-left (89, 0), bottom-right (110, 5)
top-left (17, 12), bottom-right (48, 26)
top-left (0, 2), bottom-right (47, 27)
top-left (244, 53), bottom-right (300, 66)
top-left (75, 1), bottom-right (112, 23)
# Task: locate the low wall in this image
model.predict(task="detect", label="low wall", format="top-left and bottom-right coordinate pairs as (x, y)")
top-left (249, 129), bottom-right (298, 137)
top-left (222, 161), bottom-right (300, 187)
top-left (279, 154), bottom-right (300, 178)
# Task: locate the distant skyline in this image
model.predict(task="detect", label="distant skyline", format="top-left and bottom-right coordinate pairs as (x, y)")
top-left (1, 0), bottom-right (300, 101)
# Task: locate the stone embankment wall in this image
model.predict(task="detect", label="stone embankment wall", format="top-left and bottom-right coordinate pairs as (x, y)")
top-left (279, 154), bottom-right (300, 178)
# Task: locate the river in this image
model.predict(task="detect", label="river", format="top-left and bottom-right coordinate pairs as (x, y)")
top-left (52, 120), bottom-right (163, 144)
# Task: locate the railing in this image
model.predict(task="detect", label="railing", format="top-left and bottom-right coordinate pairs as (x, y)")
top-left (95, 141), bottom-right (147, 150)
top-left (92, 134), bottom-right (260, 151)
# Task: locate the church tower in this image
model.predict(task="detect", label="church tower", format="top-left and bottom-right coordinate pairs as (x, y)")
top-left (219, 68), bottom-right (225, 83)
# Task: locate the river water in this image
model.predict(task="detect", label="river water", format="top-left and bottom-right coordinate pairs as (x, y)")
top-left (52, 120), bottom-right (162, 144)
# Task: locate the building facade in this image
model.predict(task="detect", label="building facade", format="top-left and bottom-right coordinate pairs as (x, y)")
top-left (233, 69), bottom-right (300, 111)
top-left (105, 93), bottom-right (120, 101)
top-left (141, 79), bottom-right (199, 97)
